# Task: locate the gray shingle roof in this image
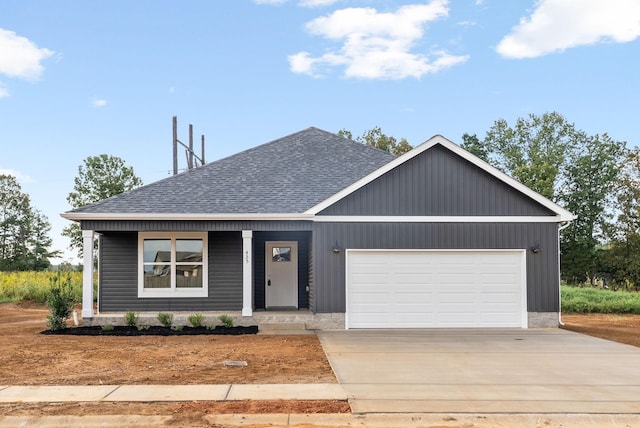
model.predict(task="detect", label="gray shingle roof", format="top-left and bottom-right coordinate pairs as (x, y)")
top-left (68, 127), bottom-right (396, 215)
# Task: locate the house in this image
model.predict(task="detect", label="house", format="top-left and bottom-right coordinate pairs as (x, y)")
top-left (62, 127), bottom-right (574, 329)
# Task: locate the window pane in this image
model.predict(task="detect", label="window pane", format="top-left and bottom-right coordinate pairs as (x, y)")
top-left (176, 265), bottom-right (203, 288)
top-left (176, 239), bottom-right (203, 263)
top-left (143, 239), bottom-right (171, 263)
top-left (143, 264), bottom-right (171, 288)
top-left (272, 247), bottom-right (291, 262)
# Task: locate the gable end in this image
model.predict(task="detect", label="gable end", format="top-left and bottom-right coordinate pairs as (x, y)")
top-left (318, 143), bottom-right (557, 217)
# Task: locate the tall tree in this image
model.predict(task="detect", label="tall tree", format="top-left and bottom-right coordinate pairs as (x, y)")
top-left (63, 155), bottom-right (143, 255)
top-left (0, 175), bottom-right (58, 270)
top-left (558, 133), bottom-right (626, 283)
top-left (482, 112), bottom-right (576, 200)
top-left (460, 133), bottom-right (489, 162)
top-left (338, 127), bottom-right (413, 155)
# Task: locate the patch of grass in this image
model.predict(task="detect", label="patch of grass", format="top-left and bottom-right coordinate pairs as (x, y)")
top-left (561, 285), bottom-right (640, 314)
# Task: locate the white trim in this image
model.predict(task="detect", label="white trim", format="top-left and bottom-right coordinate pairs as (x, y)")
top-left (137, 232), bottom-right (208, 298)
top-left (306, 135), bottom-right (575, 222)
top-left (345, 248), bottom-right (528, 329)
top-left (62, 212), bottom-right (314, 222)
top-left (315, 215), bottom-right (564, 223)
top-left (81, 230), bottom-right (94, 319)
top-left (242, 230), bottom-right (253, 316)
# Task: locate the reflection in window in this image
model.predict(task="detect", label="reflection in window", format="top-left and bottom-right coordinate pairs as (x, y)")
top-left (272, 247), bottom-right (291, 262)
top-left (142, 237), bottom-right (204, 290)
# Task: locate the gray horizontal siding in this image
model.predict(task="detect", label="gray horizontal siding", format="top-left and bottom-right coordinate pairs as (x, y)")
top-left (82, 220), bottom-right (312, 232)
top-left (99, 231), bottom-right (242, 312)
top-left (319, 145), bottom-right (555, 216)
top-left (311, 222), bottom-right (559, 314)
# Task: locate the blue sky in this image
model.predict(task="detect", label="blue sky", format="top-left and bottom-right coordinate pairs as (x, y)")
top-left (1, 0), bottom-right (639, 263)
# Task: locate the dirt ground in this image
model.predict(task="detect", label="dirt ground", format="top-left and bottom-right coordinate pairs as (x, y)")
top-left (3, 302), bottom-right (640, 424)
top-left (0, 302), bottom-right (346, 419)
top-left (561, 312), bottom-right (640, 347)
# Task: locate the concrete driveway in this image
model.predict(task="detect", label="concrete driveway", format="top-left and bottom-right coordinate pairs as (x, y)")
top-left (317, 329), bottom-right (640, 414)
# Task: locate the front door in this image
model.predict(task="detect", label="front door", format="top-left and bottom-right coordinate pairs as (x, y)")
top-left (266, 241), bottom-right (298, 308)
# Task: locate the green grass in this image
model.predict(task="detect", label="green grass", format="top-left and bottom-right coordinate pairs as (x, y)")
top-left (561, 285), bottom-right (640, 314)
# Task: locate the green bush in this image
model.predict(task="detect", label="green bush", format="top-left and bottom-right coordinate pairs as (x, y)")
top-left (188, 313), bottom-right (204, 328)
top-left (124, 311), bottom-right (139, 327)
top-left (137, 324), bottom-right (150, 331)
top-left (101, 324), bottom-right (114, 331)
top-left (561, 285), bottom-right (640, 314)
top-left (218, 314), bottom-right (234, 328)
top-left (171, 325), bottom-right (184, 332)
top-left (157, 312), bottom-right (173, 328)
top-left (45, 272), bottom-right (78, 331)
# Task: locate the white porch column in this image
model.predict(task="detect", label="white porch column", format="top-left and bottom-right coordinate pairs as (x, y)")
top-left (242, 230), bottom-right (253, 317)
top-left (82, 229), bottom-right (94, 319)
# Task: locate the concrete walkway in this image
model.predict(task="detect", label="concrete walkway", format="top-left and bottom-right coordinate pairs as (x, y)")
top-left (318, 328), bottom-right (640, 414)
top-left (0, 383), bottom-right (346, 402)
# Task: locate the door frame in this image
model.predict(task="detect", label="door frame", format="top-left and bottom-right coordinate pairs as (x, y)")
top-left (265, 241), bottom-right (298, 309)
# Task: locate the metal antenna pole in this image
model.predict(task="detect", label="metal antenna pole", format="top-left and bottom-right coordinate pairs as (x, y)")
top-left (172, 116), bottom-right (178, 176)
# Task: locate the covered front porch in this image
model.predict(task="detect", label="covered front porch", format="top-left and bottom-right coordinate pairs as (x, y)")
top-left (79, 226), bottom-right (314, 321)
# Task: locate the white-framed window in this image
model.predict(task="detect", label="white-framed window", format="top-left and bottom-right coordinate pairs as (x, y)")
top-left (138, 232), bottom-right (208, 298)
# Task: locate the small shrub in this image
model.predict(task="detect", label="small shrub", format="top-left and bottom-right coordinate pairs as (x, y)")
top-left (218, 314), bottom-right (234, 328)
top-left (137, 324), bottom-right (150, 331)
top-left (171, 325), bottom-right (184, 332)
top-left (206, 324), bottom-right (216, 330)
top-left (101, 324), bottom-right (114, 331)
top-left (46, 272), bottom-right (77, 331)
top-left (157, 312), bottom-right (173, 328)
top-left (188, 313), bottom-right (204, 328)
top-left (124, 311), bottom-right (139, 327)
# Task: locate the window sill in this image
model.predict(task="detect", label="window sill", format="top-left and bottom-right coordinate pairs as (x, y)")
top-left (138, 289), bottom-right (208, 298)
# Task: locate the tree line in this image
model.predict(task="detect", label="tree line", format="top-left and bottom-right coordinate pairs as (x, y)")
top-left (343, 113), bottom-right (638, 289)
top-left (1, 113), bottom-right (638, 291)
top-left (0, 155), bottom-right (142, 270)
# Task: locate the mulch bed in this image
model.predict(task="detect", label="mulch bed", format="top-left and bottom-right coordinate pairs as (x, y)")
top-left (41, 325), bottom-right (259, 336)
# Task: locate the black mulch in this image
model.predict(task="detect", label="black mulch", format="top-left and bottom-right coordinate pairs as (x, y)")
top-left (41, 325), bottom-right (259, 336)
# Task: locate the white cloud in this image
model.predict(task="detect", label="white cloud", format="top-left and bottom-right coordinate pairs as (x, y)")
top-left (497, 0), bottom-right (640, 59)
top-left (0, 168), bottom-right (33, 183)
top-left (288, 1), bottom-right (468, 79)
top-left (0, 28), bottom-right (54, 80)
top-left (0, 83), bottom-right (8, 98)
top-left (92, 98), bottom-right (108, 108)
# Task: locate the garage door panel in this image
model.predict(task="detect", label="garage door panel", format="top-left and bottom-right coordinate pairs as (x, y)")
top-left (347, 250), bottom-right (525, 328)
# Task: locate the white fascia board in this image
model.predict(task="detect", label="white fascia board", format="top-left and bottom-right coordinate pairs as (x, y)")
top-left (60, 212), bottom-right (314, 222)
top-left (305, 135), bottom-right (576, 222)
top-left (315, 215), bottom-right (565, 223)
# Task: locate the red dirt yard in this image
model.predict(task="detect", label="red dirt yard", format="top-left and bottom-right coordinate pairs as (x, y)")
top-left (2, 302), bottom-right (640, 423)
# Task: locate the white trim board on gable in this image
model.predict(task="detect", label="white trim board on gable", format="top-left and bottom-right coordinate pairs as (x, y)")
top-left (306, 135), bottom-right (575, 222)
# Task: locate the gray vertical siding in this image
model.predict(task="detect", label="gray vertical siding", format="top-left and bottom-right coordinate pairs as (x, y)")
top-left (319, 145), bottom-right (555, 216)
top-left (99, 231), bottom-right (242, 312)
top-left (311, 222), bottom-right (559, 314)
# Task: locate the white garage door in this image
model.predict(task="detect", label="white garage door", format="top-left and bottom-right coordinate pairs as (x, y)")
top-left (346, 250), bottom-right (526, 328)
